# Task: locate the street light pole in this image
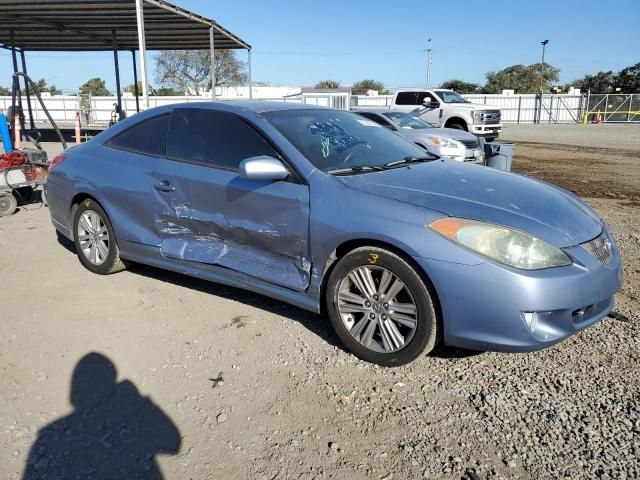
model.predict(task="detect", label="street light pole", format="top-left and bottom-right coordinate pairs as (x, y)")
top-left (540, 39), bottom-right (549, 95)
top-left (426, 38), bottom-right (432, 88)
top-left (537, 39), bottom-right (549, 124)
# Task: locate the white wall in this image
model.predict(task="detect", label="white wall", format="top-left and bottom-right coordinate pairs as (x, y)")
top-left (0, 91), bottom-right (585, 126)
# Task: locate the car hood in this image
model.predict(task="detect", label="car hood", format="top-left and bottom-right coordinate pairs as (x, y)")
top-left (399, 127), bottom-right (478, 143)
top-left (436, 103), bottom-right (500, 111)
top-left (337, 161), bottom-right (602, 248)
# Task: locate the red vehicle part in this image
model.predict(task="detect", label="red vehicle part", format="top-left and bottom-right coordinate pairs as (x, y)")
top-left (0, 151), bottom-right (26, 169)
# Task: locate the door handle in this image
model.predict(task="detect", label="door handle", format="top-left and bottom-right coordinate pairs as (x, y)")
top-left (154, 180), bottom-right (175, 192)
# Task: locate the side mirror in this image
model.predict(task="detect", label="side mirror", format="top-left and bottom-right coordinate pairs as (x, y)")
top-left (423, 98), bottom-right (439, 108)
top-left (239, 156), bottom-right (289, 181)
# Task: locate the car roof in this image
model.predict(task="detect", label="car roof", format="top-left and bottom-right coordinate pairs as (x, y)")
top-left (354, 109), bottom-right (410, 115)
top-left (174, 100), bottom-right (328, 113)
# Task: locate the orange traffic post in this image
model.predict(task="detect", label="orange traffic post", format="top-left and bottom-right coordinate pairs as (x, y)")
top-left (13, 114), bottom-right (21, 150)
top-left (75, 112), bottom-right (82, 144)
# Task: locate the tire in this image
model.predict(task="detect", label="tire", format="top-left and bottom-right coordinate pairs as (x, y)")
top-left (326, 247), bottom-right (438, 366)
top-left (0, 192), bottom-right (18, 216)
top-left (447, 122), bottom-right (466, 131)
top-left (72, 198), bottom-right (128, 275)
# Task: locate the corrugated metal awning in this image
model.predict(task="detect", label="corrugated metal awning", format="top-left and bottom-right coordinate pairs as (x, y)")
top-left (0, 0), bottom-right (250, 51)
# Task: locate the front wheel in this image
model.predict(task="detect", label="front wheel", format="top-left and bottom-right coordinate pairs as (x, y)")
top-left (326, 247), bottom-right (438, 366)
top-left (72, 199), bottom-right (128, 275)
top-left (447, 122), bottom-right (466, 131)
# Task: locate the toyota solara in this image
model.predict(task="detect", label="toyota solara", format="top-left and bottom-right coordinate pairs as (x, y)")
top-left (46, 102), bottom-right (622, 366)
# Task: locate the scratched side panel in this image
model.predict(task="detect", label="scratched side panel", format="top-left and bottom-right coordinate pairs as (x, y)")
top-left (158, 163), bottom-right (311, 292)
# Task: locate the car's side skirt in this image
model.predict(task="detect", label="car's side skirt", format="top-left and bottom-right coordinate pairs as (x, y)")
top-left (119, 240), bottom-right (321, 314)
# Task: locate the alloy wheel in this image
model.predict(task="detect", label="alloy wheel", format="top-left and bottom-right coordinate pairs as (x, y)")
top-left (77, 209), bottom-right (110, 266)
top-left (337, 265), bottom-right (418, 353)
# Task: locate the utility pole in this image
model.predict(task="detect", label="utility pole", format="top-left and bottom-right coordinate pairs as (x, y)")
top-left (426, 38), bottom-right (432, 88)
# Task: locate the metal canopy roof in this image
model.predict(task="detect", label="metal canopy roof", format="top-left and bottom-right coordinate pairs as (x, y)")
top-left (0, 0), bottom-right (251, 51)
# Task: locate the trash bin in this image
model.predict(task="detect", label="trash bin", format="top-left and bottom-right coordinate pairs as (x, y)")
top-left (482, 140), bottom-right (514, 172)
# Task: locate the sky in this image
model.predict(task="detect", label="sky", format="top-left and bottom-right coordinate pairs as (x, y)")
top-left (1, 0), bottom-right (639, 93)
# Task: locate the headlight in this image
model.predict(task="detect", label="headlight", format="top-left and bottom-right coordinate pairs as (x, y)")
top-left (427, 136), bottom-right (463, 149)
top-left (473, 111), bottom-right (482, 123)
top-left (429, 218), bottom-right (572, 270)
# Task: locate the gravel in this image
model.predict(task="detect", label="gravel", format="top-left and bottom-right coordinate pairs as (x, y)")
top-left (501, 123), bottom-right (640, 151)
top-left (1, 140), bottom-right (639, 479)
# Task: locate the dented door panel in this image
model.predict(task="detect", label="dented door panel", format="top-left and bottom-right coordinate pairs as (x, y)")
top-left (157, 163), bottom-right (311, 291)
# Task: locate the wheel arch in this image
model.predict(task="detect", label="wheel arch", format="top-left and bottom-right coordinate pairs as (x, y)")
top-left (68, 193), bottom-right (104, 240)
top-left (444, 117), bottom-right (468, 130)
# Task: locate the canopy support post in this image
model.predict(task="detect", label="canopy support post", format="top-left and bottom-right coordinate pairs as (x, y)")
top-left (209, 27), bottom-right (216, 101)
top-left (135, 0), bottom-right (150, 109)
top-left (9, 30), bottom-right (25, 141)
top-left (131, 50), bottom-right (140, 113)
top-left (248, 48), bottom-right (252, 99)
top-left (19, 51), bottom-right (35, 131)
top-left (112, 30), bottom-right (124, 121)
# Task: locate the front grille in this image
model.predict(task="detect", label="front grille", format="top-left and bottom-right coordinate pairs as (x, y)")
top-left (461, 139), bottom-right (479, 149)
top-left (581, 231), bottom-right (613, 265)
top-left (480, 110), bottom-right (501, 124)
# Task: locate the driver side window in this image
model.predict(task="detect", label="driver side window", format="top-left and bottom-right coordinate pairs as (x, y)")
top-left (166, 108), bottom-right (280, 170)
top-left (416, 92), bottom-right (435, 104)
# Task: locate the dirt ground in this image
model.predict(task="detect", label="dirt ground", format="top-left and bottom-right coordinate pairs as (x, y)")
top-left (1, 127), bottom-right (639, 480)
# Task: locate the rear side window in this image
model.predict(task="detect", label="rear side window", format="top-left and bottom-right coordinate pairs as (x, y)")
top-left (106, 114), bottom-right (170, 156)
top-left (395, 92), bottom-right (418, 105)
top-left (166, 108), bottom-right (279, 170)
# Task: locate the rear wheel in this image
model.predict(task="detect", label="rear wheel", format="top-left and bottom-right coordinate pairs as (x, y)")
top-left (0, 192), bottom-right (18, 216)
top-left (326, 247), bottom-right (438, 366)
top-left (72, 199), bottom-right (128, 275)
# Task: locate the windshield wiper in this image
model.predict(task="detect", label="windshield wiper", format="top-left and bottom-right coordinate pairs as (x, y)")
top-left (327, 164), bottom-right (386, 175)
top-left (384, 155), bottom-right (438, 168)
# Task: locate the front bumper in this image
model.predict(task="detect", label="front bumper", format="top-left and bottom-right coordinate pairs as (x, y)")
top-left (438, 147), bottom-right (483, 164)
top-left (415, 241), bottom-right (622, 352)
top-left (471, 124), bottom-right (502, 137)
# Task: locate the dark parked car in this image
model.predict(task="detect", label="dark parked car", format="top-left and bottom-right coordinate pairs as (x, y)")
top-left (46, 102), bottom-right (622, 366)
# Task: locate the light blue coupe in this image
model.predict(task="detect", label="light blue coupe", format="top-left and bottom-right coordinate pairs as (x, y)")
top-left (46, 102), bottom-right (622, 365)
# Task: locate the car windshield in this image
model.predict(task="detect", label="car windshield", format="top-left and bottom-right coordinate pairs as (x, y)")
top-left (384, 112), bottom-right (433, 130)
top-left (264, 109), bottom-right (428, 173)
top-left (435, 91), bottom-right (471, 103)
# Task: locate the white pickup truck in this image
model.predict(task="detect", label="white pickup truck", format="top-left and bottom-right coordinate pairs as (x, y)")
top-left (388, 89), bottom-right (502, 139)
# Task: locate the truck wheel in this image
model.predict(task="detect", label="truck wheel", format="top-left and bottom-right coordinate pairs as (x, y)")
top-left (0, 192), bottom-right (18, 216)
top-left (447, 122), bottom-right (467, 131)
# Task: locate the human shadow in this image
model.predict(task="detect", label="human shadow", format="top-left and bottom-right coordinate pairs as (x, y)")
top-left (22, 352), bottom-right (181, 480)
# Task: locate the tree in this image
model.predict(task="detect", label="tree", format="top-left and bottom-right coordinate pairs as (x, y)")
top-left (0, 86), bottom-right (10, 96)
top-left (439, 79), bottom-right (481, 93)
top-left (34, 78), bottom-right (58, 95)
top-left (352, 79), bottom-right (388, 95)
top-left (79, 77), bottom-right (110, 96)
top-left (125, 81), bottom-right (160, 95)
top-left (566, 71), bottom-right (615, 93)
top-left (315, 80), bottom-right (340, 89)
top-left (154, 49), bottom-right (247, 95)
top-left (616, 62), bottom-right (640, 93)
top-left (484, 63), bottom-right (560, 94)
top-left (155, 87), bottom-right (183, 96)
